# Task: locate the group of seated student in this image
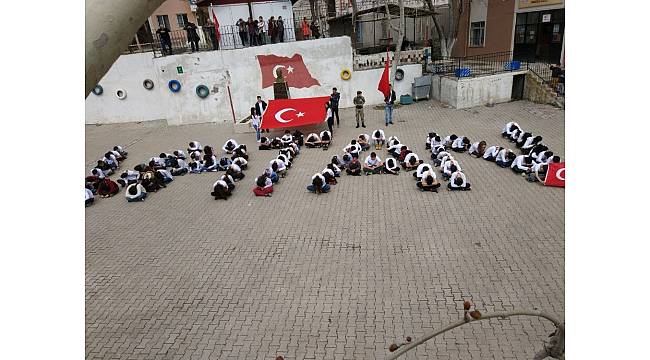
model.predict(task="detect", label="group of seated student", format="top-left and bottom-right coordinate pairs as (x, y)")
top-left (259, 130), bottom-right (305, 150)
top-left (205, 139), bottom-right (251, 200)
top-left (307, 142), bottom-right (347, 194)
top-left (85, 145), bottom-right (129, 205)
top-left (253, 130), bottom-right (301, 197)
top-left (303, 130), bottom-right (332, 150)
top-left (428, 134), bottom-right (472, 191)
top-left (485, 122), bottom-right (562, 183)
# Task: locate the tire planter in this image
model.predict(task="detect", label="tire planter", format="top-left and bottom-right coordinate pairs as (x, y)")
top-left (143, 79), bottom-right (154, 90)
top-left (92, 85), bottom-right (103, 96)
top-left (168, 80), bottom-right (182, 93)
top-left (116, 89), bottom-right (127, 100)
top-left (340, 69), bottom-right (352, 80)
top-left (196, 85), bottom-right (210, 98)
top-left (395, 68), bottom-right (405, 81)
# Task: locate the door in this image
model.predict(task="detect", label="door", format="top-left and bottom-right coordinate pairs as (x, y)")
top-left (511, 74), bottom-right (525, 101)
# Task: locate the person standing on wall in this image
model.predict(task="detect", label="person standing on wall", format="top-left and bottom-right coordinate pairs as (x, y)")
top-left (384, 84), bottom-right (396, 126)
top-left (330, 87), bottom-right (341, 128)
top-left (156, 25), bottom-right (173, 55)
top-left (184, 21), bottom-right (200, 52)
top-left (277, 16), bottom-right (285, 42)
top-left (258, 16), bottom-right (266, 45)
top-left (236, 18), bottom-right (248, 47)
top-left (203, 18), bottom-right (218, 50)
top-left (247, 17), bottom-right (257, 46)
top-left (310, 20), bottom-right (320, 39)
top-left (268, 16), bottom-right (277, 44)
top-left (301, 17), bottom-right (311, 40)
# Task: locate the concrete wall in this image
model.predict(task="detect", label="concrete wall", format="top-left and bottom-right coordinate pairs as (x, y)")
top-left (431, 71), bottom-right (526, 109)
top-left (85, 36), bottom-right (422, 125)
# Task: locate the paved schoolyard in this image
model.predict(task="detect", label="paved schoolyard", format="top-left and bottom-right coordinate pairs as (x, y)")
top-left (85, 100), bottom-right (565, 360)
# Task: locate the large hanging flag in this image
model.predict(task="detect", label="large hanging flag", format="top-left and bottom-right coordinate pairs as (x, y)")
top-left (211, 8), bottom-right (221, 42)
top-left (261, 96), bottom-right (331, 129)
top-left (377, 50), bottom-right (390, 98)
top-left (544, 162), bottom-right (565, 187)
top-left (257, 54), bottom-right (321, 89)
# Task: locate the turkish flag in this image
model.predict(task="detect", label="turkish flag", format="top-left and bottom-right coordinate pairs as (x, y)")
top-left (261, 96), bottom-right (330, 129)
top-left (211, 9), bottom-right (221, 42)
top-left (377, 50), bottom-right (390, 98)
top-left (257, 54), bottom-right (321, 89)
top-left (544, 162), bottom-right (565, 187)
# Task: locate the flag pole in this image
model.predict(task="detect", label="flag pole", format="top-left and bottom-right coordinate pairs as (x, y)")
top-left (227, 85), bottom-right (236, 124)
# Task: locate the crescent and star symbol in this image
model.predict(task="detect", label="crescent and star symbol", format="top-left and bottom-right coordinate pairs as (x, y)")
top-left (275, 108), bottom-right (305, 123)
top-left (271, 65), bottom-right (295, 76)
top-left (555, 168), bottom-right (565, 181)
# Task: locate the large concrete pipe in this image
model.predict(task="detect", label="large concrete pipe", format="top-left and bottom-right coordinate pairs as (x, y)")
top-left (85, 0), bottom-right (166, 98)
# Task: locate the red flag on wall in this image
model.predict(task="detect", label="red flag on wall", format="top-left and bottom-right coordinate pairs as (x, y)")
top-left (544, 162), bottom-right (565, 187)
top-left (211, 9), bottom-right (221, 42)
top-left (377, 50), bottom-right (390, 98)
top-left (261, 96), bottom-right (331, 129)
top-left (257, 54), bottom-right (321, 89)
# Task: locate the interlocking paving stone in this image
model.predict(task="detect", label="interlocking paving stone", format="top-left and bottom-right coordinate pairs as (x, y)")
top-left (86, 100), bottom-right (564, 359)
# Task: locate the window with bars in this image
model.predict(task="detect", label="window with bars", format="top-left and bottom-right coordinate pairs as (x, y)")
top-left (177, 13), bottom-right (189, 28)
top-left (157, 15), bottom-right (170, 29)
top-left (469, 21), bottom-right (485, 47)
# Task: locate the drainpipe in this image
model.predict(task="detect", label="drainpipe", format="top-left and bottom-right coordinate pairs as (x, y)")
top-left (85, 0), bottom-right (167, 97)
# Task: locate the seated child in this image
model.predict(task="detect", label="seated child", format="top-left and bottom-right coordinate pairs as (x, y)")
top-left (113, 145), bottom-right (128, 160)
top-left (103, 152), bottom-right (119, 170)
top-left (85, 186), bottom-right (95, 207)
top-left (511, 154), bottom-right (533, 174)
top-left (430, 144), bottom-right (446, 160)
top-left (307, 173), bottom-right (330, 193)
top-left (320, 130), bottom-right (332, 150)
top-left (327, 163), bottom-right (341, 177)
top-left (220, 173), bottom-right (236, 191)
top-left (535, 150), bottom-right (553, 164)
top-left (264, 167), bottom-right (279, 184)
top-left (398, 146), bottom-right (413, 163)
top-left (277, 153), bottom-right (292, 169)
top-left (292, 130), bottom-right (304, 146)
top-left (502, 122), bottom-right (520, 138)
top-left (515, 132), bottom-right (533, 148)
top-left (401, 153), bottom-right (421, 171)
top-left (97, 178), bottom-right (120, 198)
top-left (443, 134), bottom-right (458, 148)
top-left (222, 139), bottom-right (239, 154)
top-left (322, 168), bottom-right (337, 185)
top-left (416, 169), bottom-right (441, 192)
top-left (232, 156), bottom-right (248, 170)
top-left (527, 144), bottom-right (549, 159)
top-left (305, 133), bottom-right (321, 148)
top-left (357, 134), bottom-right (370, 151)
top-left (227, 163), bottom-right (245, 181)
top-left (203, 154), bottom-right (219, 172)
top-left (346, 157), bottom-right (361, 176)
top-left (216, 156), bottom-right (232, 171)
top-left (430, 135), bottom-right (443, 150)
top-left (125, 183), bottom-right (148, 202)
top-left (425, 132), bottom-right (438, 150)
top-left (371, 129), bottom-right (386, 150)
top-left (482, 145), bottom-right (501, 162)
top-left (442, 162), bottom-right (460, 180)
top-left (259, 136), bottom-right (272, 150)
top-left (343, 140), bottom-right (361, 158)
top-left (211, 179), bottom-right (232, 200)
top-left (253, 174), bottom-right (273, 197)
top-left (156, 169), bottom-right (174, 183)
top-left (232, 144), bottom-right (249, 160)
top-left (117, 170), bottom-right (140, 187)
top-left (331, 155), bottom-right (345, 169)
top-left (451, 137), bottom-right (471, 152)
top-left (203, 145), bottom-right (215, 157)
top-left (148, 156), bottom-right (166, 170)
top-left (363, 152), bottom-right (384, 175)
top-left (270, 137), bottom-right (283, 149)
top-left (387, 143), bottom-right (404, 158)
top-left (414, 162), bottom-right (432, 179)
top-left (189, 160), bottom-right (205, 174)
top-left (387, 136), bottom-right (400, 148)
top-left (468, 141), bottom-right (487, 157)
top-left (269, 159), bottom-right (287, 177)
top-left (433, 150), bottom-right (451, 167)
top-left (496, 148), bottom-right (516, 168)
top-left (173, 149), bottom-right (186, 160)
top-left (447, 171), bottom-right (471, 191)
top-left (187, 141), bottom-right (202, 154)
top-left (281, 130), bottom-right (293, 147)
top-left (170, 157), bottom-right (189, 176)
top-left (521, 135), bottom-right (543, 153)
top-left (384, 157), bottom-right (400, 175)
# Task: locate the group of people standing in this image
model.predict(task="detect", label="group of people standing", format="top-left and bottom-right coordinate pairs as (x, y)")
top-left (236, 16), bottom-right (285, 47)
top-left (300, 17), bottom-right (321, 40)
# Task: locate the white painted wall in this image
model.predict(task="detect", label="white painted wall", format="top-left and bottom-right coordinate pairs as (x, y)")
top-left (209, 4), bottom-right (249, 28)
top-left (251, 1), bottom-right (294, 23)
top-left (431, 71), bottom-right (527, 109)
top-left (85, 36), bottom-right (423, 125)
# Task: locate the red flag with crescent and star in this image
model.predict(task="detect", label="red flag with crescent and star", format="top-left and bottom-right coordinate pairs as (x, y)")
top-left (544, 162), bottom-right (565, 187)
top-left (261, 96), bottom-right (331, 129)
top-left (257, 54), bottom-right (321, 89)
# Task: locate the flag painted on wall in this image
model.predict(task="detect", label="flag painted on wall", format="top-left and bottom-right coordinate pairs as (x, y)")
top-left (257, 54), bottom-right (321, 89)
top-left (261, 96), bottom-right (331, 129)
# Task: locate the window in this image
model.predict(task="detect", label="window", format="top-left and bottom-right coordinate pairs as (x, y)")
top-left (515, 25), bottom-right (525, 44)
top-left (156, 15), bottom-right (170, 29)
top-left (525, 25), bottom-right (537, 44)
top-left (469, 21), bottom-right (485, 47)
top-left (177, 13), bottom-right (189, 28)
top-left (526, 12), bottom-right (539, 24)
top-left (516, 13), bottom-right (527, 25)
top-left (552, 24), bottom-right (562, 43)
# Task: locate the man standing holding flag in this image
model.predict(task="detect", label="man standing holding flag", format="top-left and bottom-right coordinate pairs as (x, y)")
top-left (377, 51), bottom-right (396, 126)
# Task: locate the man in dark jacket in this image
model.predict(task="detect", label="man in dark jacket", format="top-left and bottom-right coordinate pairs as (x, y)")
top-left (184, 21), bottom-right (200, 52)
top-left (255, 96), bottom-right (269, 132)
top-left (156, 26), bottom-right (172, 55)
top-left (384, 84), bottom-right (396, 126)
top-left (277, 16), bottom-right (285, 42)
top-left (330, 87), bottom-right (341, 127)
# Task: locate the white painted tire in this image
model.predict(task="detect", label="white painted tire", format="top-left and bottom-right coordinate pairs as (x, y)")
top-left (116, 89), bottom-right (127, 100)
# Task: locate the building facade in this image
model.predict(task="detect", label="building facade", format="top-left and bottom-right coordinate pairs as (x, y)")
top-left (451, 0), bottom-right (564, 64)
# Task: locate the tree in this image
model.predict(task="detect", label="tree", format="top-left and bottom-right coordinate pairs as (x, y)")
top-left (382, 0), bottom-right (405, 86)
top-left (423, 0), bottom-right (463, 57)
top-left (350, 0), bottom-right (359, 49)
